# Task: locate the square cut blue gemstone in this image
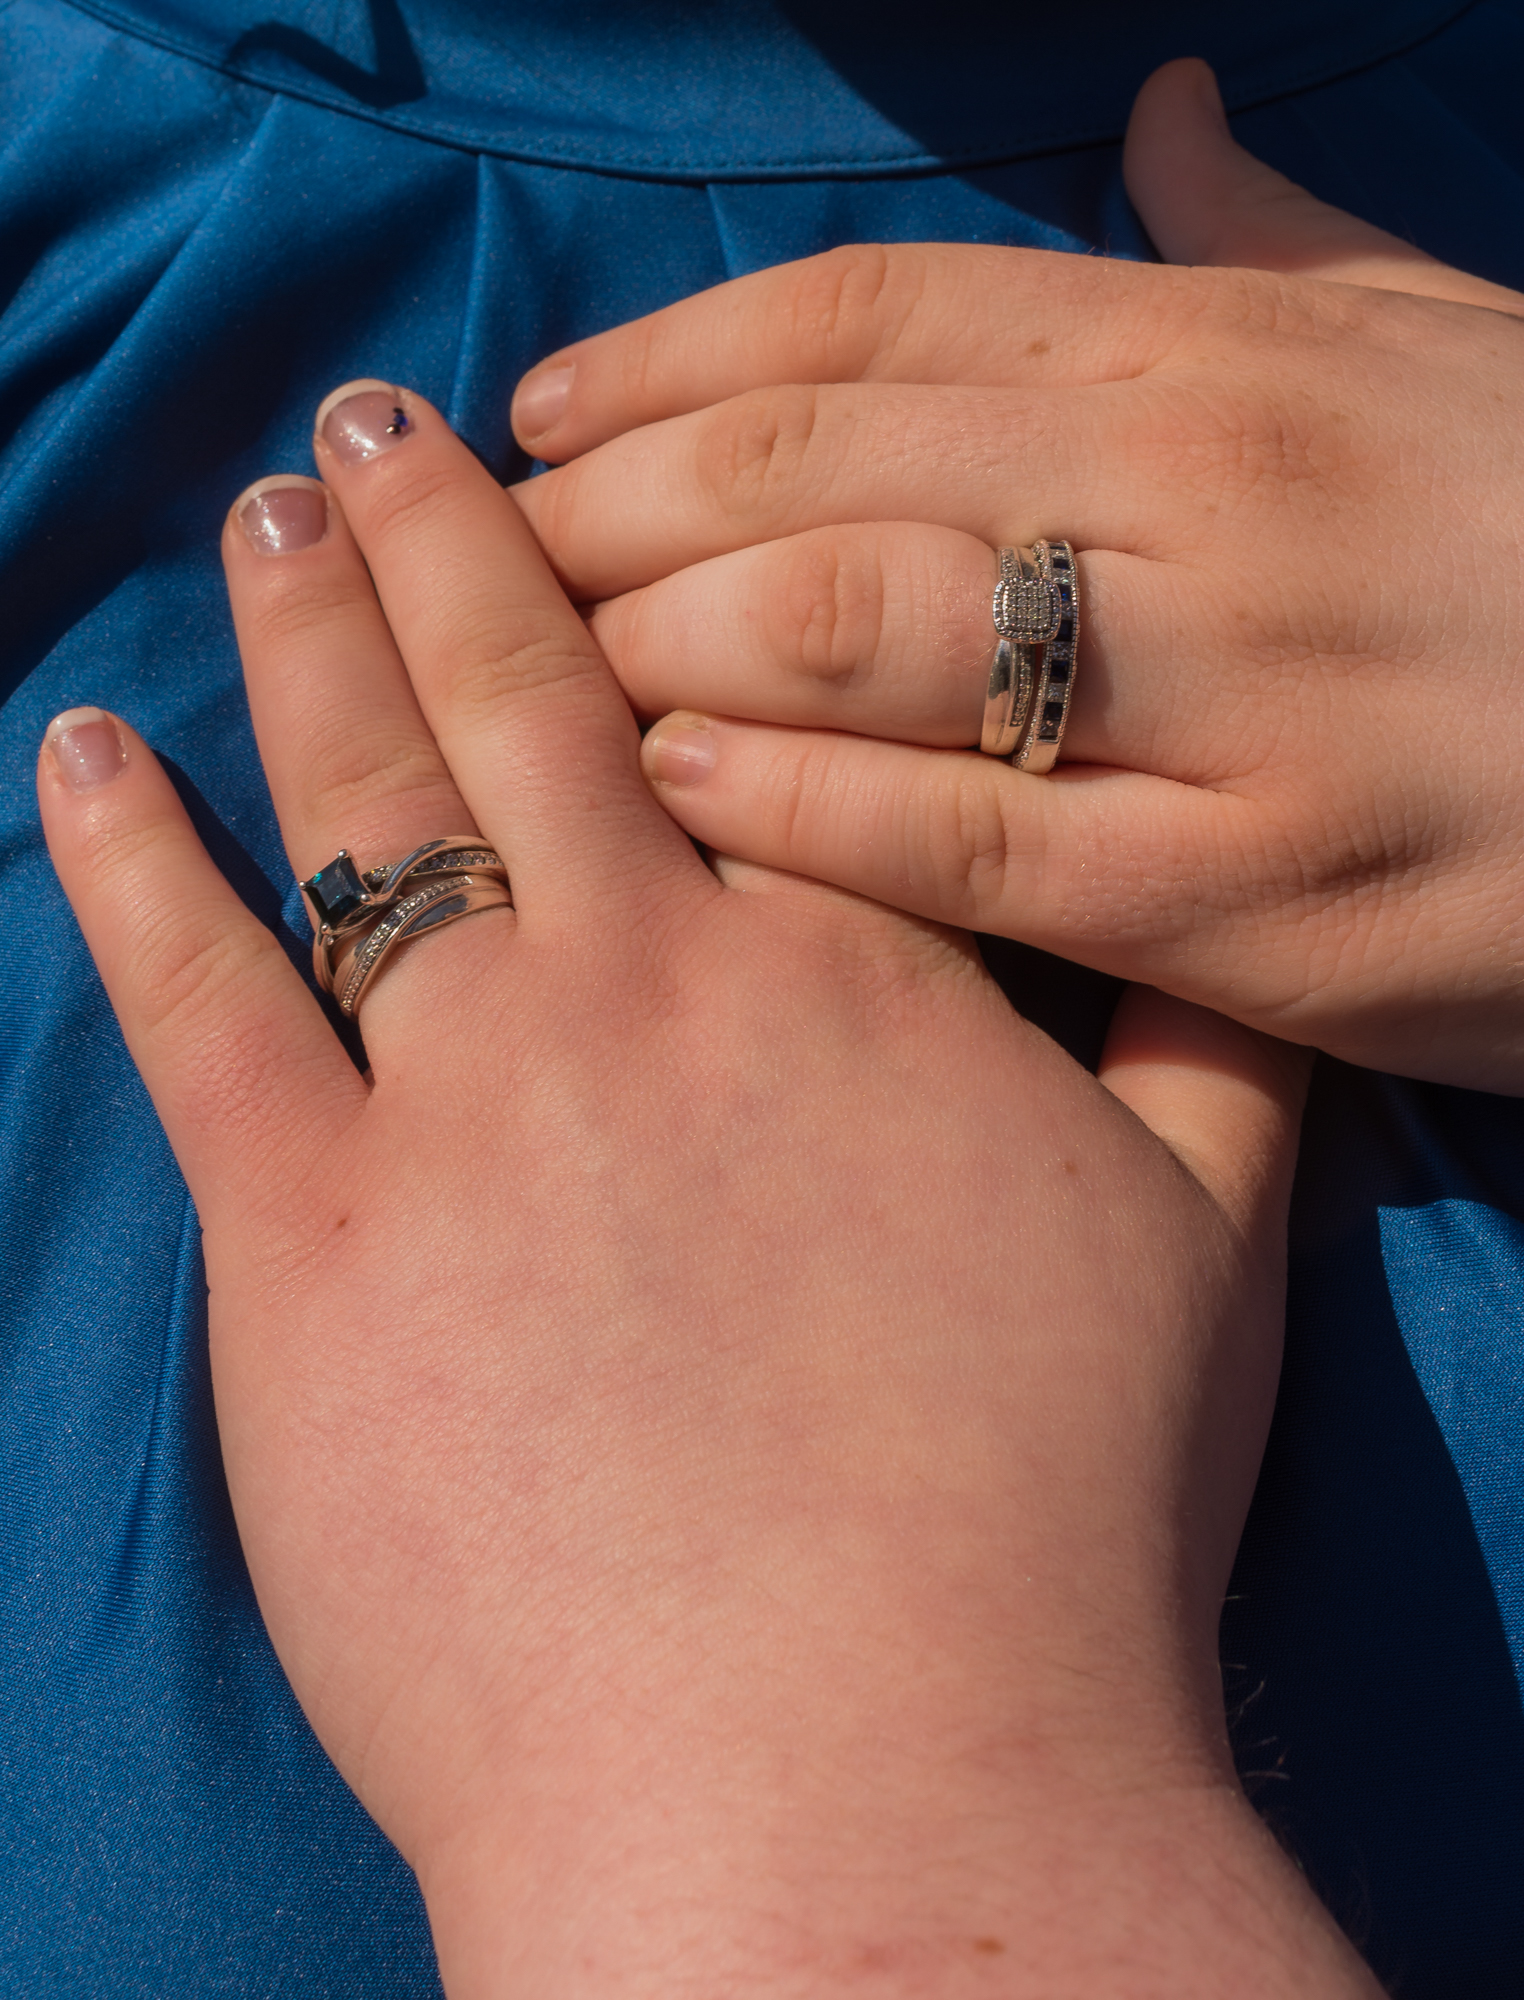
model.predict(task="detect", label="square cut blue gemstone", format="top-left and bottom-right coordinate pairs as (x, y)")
top-left (305, 853), bottom-right (368, 927)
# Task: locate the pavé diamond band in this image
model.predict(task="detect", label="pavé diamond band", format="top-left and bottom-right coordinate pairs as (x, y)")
top-left (978, 541), bottom-right (1080, 771)
top-left (327, 872), bottom-right (513, 1018)
top-left (980, 546), bottom-right (1043, 759)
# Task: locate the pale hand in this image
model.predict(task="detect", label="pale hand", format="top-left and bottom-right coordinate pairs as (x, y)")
top-left (511, 59), bottom-right (1524, 1094)
top-left (40, 378), bottom-right (1374, 1995)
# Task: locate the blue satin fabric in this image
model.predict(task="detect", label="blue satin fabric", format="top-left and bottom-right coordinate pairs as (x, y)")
top-left (2, 1), bottom-right (1523, 1990)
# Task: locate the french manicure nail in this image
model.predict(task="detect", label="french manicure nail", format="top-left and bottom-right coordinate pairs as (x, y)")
top-left (316, 379), bottom-right (414, 464)
top-left (47, 707), bottom-right (126, 793)
top-left (645, 715), bottom-right (718, 788)
top-left (513, 362), bottom-right (574, 442)
top-left (236, 477), bottom-right (329, 555)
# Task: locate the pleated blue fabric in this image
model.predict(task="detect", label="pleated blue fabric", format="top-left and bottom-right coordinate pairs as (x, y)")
top-left (2, 1), bottom-right (1523, 1990)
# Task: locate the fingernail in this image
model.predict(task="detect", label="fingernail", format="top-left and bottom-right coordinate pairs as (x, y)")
top-left (512, 363), bottom-right (573, 443)
top-left (46, 707), bottom-right (126, 793)
top-left (316, 379), bottom-right (414, 464)
top-left (235, 476), bottom-right (329, 555)
top-left (644, 714), bottom-right (718, 788)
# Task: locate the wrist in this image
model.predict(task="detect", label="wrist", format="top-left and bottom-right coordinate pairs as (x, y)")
top-left (419, 1754), bottom-right (1379, 2000)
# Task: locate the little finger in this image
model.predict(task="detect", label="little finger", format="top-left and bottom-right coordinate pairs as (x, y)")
top-left (639, 710), bottom-right (1247, 999)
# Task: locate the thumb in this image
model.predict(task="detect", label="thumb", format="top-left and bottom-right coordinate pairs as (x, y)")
top-left (1124, 57), bottom-right (1524, 313)
top-left (1097, 986), bottom-right (1311, 1246)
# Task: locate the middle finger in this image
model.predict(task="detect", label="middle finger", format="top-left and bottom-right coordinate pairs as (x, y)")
top-left (224, 473), bottom-right (474, 882)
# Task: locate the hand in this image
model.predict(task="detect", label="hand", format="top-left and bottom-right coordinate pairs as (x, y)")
top-left (509, 59), bottom-right (1524, 1095)
top-left (39, 384), bottom-right (1372, 1995)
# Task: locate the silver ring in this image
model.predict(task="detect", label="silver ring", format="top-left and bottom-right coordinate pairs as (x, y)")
top-left (299, 835), bottom-right (510, 994)
top-left (980, 547), bottom-right (1041, 757)
top-left (328, 872), bottom-right (513, 1018)
top-left (1012, 540), bottom-right (1079, 775)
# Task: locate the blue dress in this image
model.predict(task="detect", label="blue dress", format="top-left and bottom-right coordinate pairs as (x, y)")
top-left (2, 1), bottom-right (1522, 1990)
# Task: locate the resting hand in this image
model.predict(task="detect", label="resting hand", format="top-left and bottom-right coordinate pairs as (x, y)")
top-left (39, 384), bottom-right (1370, 1996)
top-left (510, 59), bottom-right (1524, 1094)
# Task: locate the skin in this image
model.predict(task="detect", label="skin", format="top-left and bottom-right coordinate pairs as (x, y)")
top-left (509, 59), bottom-right (1524, 1094)
top-left (37, 380), bottom-right (1380, 1993)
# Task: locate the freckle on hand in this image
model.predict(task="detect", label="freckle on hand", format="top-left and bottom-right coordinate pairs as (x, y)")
top-left (973, 1937), bottom-right (1005, 1955)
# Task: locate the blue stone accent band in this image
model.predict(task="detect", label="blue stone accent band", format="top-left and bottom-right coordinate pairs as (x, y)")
top-left (1012, 539), bottom-right (1080, 776)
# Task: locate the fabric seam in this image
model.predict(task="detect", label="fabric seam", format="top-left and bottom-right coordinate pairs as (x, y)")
top-left (47, 0), bottom-right (1486, 183)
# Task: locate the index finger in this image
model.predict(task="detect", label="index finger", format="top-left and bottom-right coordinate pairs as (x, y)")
top-left (510, 244), bottom-right (1189, 462)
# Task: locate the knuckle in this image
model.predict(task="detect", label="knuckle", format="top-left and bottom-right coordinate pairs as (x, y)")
top-left (304, 730), bottom-right (459, 836)
top-left (242, 564), bottom-right (376, 657)
top-left (777, 535), bottom-right (886, 688)
top-left (445, 606), bottom-right (608, 717)
top-left (942, 767), bottom-right (1021, 916)
top-left (1140, 376), bottom-right (1333, 516)
top-left (349, 452), bottom-right (462, 549)
top-left (779, 244), bottom-right (901, 368)
top-left (694, 384), bottom-right (823, 528)
top-left (130, 907), bottom-right (287, 1045)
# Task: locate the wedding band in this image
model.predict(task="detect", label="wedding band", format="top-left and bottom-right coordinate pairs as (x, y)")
top-left (1012, 540), bottom-right (1079, 775)
top-left (980, 547), bottom-right (1042, 757)
top-left (328, 872), bottom-right (513, 1018)
top-left (300, 835), bottom-right (509, 993)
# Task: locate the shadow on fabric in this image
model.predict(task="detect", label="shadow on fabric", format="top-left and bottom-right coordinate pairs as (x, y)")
top-left (1226, 1063), bottom-right (1524, 1997)
top-left (228, 0), bottom-right (425, 109)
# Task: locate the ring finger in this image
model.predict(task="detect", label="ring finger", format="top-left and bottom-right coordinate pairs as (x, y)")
top-left (588, 524), bottom-right (1220, 780)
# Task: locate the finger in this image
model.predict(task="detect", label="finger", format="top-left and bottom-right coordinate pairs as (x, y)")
top-left (37, 707), bottom-right (363, 1235)
top-left (1125, 58), bottom-right (1524, 315)
top-left (517, 380), bottom-right (1149, 604)
top-left (223, 475), bottom-right (477, 882)
top-left (588, 522), bottom-right (998, 746)
top-left (509, 244), bottom-right (1187, 462)
top-left (1094, 983), bottom-right (1311, 1599)
top-left (1097, 985), bottom-right (1309, 1241)
top-left (590, 528), bottom-right (1228, 781)
top-left (310, 381), bottom-right (708, 918)
top-left (639, 710), bottom-right (1257, 1004)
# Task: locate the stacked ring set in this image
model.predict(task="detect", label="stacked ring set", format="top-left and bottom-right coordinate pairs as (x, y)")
top-left (299, 836), bottom-right (512, 1019)
top-left (297, 546), bottom-right (1081, 1021)
top-left (979, 540), bottom-right (1080, 773)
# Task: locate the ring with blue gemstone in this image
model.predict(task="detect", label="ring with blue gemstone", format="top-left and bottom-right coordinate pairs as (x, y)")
top-left (1011, 539), bottom-right (1080, 775)
top-left (299, 835), bottom-right (509, 996)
